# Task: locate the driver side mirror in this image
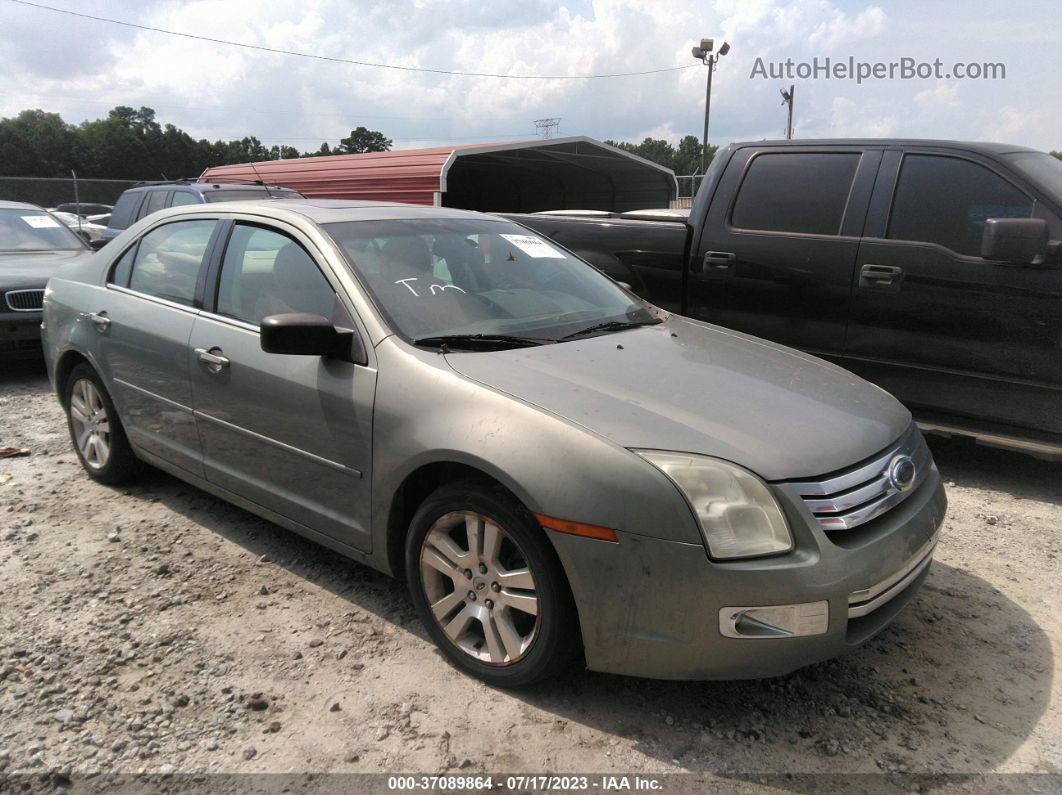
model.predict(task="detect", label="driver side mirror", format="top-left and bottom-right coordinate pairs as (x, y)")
top-left (88, 238), bottom-right (108, 251)
top-left (260, 313), bottom-right (365, 364)
top-left (981, 218), bottom-right (1048, 264)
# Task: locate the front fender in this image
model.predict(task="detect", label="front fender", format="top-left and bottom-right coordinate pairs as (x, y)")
top-left (369, 338), bottom-right (703, 553)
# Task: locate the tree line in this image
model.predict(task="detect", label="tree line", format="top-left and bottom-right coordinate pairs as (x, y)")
top-left (605, 135), bottom-right (718, 176)
top-left (4, 105), bottom-right (1055, 182)
top-left (0, 106), bottom-right (392, 181)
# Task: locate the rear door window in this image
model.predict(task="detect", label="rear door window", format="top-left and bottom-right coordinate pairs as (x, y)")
top-left (139, 190), bottom-right (170, 220)
top-left (887, 154), bottom-right (1034, 256)
top-left (127, 220), bottom-right (217, 306)
top-left (730, 152), bottom-right (860, 235)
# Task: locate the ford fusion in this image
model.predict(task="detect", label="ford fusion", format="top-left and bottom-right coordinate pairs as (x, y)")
top-left (42, 200), bottom-right (946, 685)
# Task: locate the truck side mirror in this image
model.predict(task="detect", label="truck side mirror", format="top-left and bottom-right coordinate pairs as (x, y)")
top-left (981, 218), bottom-right (1048, 264)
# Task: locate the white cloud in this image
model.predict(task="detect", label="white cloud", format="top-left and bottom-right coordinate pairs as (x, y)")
top-left (0, 0), bottom-right (1058, 153)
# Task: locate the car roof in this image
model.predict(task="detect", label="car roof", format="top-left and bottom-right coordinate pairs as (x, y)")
top-left (729, 138), bottom-right (1044, 155)
top-left (153, 198), bottom-right (496, 224)
top-left (0, 200), bottom-right (49, 211)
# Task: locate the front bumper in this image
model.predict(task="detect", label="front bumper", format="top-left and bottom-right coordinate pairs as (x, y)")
top-left (548, 463), bottom-right (946, 680)
top-left (0, 310), bottom-right (44, 358)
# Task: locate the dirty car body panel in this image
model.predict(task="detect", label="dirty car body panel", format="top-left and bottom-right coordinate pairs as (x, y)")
top-left (43, 199), bottom-right (946, 681)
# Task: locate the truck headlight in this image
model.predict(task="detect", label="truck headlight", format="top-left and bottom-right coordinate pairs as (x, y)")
top-left (635, 451), bottom-right (793, 559)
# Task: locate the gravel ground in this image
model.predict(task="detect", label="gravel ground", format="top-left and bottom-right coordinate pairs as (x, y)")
top-left (0, 358), bottom-right (1059, 791)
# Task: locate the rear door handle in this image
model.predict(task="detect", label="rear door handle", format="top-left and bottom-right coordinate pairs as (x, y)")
top-left (86, 311), bottom-right (110, 332)
top-left (703, 251), bottom-right (736, 271)
top-left (859, 263), bottom-right (904, 291)
top-left (195, 347), bottom-right (230, 373)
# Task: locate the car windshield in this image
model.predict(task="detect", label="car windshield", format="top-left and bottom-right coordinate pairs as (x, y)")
top-left (324, 217), bottom-right (657, 347)
top-left (203, 188), bottom-right (302, 202)
top-left (1004, 152), bottom-right (1062, 205)
top-left (0, 208), bottom-right (85, 252)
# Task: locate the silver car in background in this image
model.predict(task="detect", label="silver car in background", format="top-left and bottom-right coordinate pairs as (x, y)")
top-left (42, 199), bottom-right (946, 685)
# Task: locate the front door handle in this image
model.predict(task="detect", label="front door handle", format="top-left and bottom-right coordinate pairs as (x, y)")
top-left (859, 263), bottom-right (904, 291)
top-left (86, 311), bottom-right (110, 332)
top-left (195, 347), bottom-right (230, 373)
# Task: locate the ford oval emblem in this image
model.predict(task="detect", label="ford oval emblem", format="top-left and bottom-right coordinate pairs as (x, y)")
top-left (886, 454), bottom-right (917, 492)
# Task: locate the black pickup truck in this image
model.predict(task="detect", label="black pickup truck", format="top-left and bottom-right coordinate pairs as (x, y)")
top-left (505, 139), bottom-right (1062, 459)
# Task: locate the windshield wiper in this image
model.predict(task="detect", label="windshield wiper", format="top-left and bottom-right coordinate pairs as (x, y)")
top-left (413, 334), bottom-right (553, 350)
top-left (559, 318), bottom-right (662, 340)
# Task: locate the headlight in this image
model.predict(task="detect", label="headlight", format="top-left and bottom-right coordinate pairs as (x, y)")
top-left (635, 451), bottom-right (793, 560)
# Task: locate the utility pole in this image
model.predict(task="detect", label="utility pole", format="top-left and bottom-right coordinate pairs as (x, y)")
top-left (691, 38), bottom-right (729, 173)
top-left (780, 85), bottom-right (795, 140)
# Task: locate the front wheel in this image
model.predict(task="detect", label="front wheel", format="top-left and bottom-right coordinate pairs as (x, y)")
top-left (405, 480), bottom-right (579, 687)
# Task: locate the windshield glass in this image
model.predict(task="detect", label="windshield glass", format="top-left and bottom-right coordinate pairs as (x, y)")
top-left (0, 208), bottom-right (85, 252)
top-left (203, 188), bottom-right (302, 202)
top-left (1004, 152), bottom-right (1062, 204)
top-left (324, 218), bottom-right (656, 346)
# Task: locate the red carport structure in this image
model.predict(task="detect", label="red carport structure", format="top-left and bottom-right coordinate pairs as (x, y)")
top-left (198, 136), bottom-right (677, 213)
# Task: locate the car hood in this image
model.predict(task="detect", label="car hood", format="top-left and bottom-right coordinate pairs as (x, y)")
top-left (443, 315), bottom-right (911, 481)
top-left (0, 249), bottom-right (93, 287)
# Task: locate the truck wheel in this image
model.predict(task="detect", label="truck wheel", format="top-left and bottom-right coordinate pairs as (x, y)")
top-left (405, 479), bottom-right (579, 687)
top-left (64, 363), bottom-right (142, 484)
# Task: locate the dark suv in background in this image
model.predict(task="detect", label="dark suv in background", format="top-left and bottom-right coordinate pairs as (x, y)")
top-left (101, 181), bottom-right (302, 243)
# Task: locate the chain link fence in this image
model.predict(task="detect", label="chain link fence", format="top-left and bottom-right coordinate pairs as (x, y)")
top-left (0, 176), bottom-right (138, 210)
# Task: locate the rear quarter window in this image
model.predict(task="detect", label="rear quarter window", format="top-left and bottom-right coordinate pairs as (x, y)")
top-left (108, 192), bottom-right (143, 230)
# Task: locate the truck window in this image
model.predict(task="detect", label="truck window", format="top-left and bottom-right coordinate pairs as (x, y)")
top-left (730, 152), bottom-right (859, 236)
top-left (887, 155), bottom-right (1033, 257)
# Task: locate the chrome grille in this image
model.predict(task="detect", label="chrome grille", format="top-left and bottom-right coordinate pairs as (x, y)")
top-left (4, 289), bottom-right (45, 311)
top-left (779, 425), bottom-right (931, 532)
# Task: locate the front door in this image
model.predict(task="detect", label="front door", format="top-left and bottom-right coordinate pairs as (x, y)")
top-left (845, 149), bottom-right (1062, 434)
top-left (188, 221), bottom-right (375, 552)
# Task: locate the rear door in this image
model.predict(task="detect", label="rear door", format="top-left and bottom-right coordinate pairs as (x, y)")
top-left (96, 217), bottom-right (222, 475)
top-left (187, 218), bottom-right (375, 552)
top-left (845, 147), bottom-right (1062, 435)
top-left (686, 146), bottom-right (880, 356)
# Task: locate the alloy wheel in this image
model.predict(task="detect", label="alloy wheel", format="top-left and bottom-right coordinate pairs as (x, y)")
top-left (419, 511), bottom-right (540, 665)
top-left (69, 377), bottom-right (111, 470)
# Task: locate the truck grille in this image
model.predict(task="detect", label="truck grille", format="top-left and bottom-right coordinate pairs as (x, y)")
top-left (4, 289), bottom-right (45, 312)
top-left (779, 424), bottom-right (931, 532)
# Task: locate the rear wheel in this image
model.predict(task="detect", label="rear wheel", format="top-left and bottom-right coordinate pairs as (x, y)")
top-left (64, 363), bottom-right (142, 484)
top-left (405, 480), bottom-right (578, 687)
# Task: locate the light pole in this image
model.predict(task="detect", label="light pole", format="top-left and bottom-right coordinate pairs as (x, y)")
top-left (780, 85), bottom-right (795, 140)
top-left (691, 38), bottom-right (729, 174)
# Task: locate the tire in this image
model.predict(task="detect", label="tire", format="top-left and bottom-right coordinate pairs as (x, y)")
top-left (64, 362), bottom-right (142, 484)
top-left (405, 479), bottom-right (579, 687)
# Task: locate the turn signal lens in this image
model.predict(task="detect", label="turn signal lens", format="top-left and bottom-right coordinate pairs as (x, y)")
top-left (534, 513), bottom-right (618, 543)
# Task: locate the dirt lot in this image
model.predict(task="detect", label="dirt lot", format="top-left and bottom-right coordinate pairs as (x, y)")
top-left (0, 359), bottom-right (1059, 791)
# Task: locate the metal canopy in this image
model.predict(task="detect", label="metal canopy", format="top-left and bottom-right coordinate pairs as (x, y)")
top-left (199, 136), bottom-right (677, 213)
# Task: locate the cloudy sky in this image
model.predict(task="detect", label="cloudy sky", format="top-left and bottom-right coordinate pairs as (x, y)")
top-left (0, 0), bottom-right (1058, 161)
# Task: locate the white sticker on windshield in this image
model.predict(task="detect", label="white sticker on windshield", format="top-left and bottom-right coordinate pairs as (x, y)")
top-left (500, 234), bottom-right (565, 259)
top-left (22, 215), bottom-right (61, 229)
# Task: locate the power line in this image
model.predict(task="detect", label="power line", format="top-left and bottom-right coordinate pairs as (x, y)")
top-left (6, 0), bottom-right (696, 80)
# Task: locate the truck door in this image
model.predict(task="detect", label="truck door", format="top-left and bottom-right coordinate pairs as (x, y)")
top-left (687, 146), bottom-right (880, 357)
top-left (845, 147), bottom-right (1062, 435)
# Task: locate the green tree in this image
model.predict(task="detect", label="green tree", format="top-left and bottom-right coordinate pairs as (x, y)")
top-left (336, 126), bottom-right (392, 154)
top-left (1052, 151), bottom-right (1062, 161)
top-left (0, 109), bottom-right (83, 177)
